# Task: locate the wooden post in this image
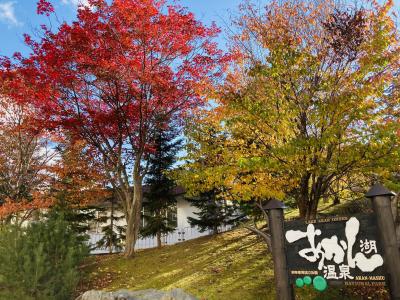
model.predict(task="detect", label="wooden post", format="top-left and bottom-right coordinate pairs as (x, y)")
top-left (264, 199), bottom-right (294, 300)
top-left (366, 183), bottom-right (400, 300)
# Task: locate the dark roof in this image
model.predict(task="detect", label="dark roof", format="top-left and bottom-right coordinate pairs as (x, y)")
top-left (92, 185), bottom-right (186, 207)
top-left (142, 185), bottom-right (186, 196)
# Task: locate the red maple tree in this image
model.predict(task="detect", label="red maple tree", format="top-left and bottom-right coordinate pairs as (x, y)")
top-left (0, 74), bottom-right (56, 224)
top-left (1, 0), bottom-right (227, 256)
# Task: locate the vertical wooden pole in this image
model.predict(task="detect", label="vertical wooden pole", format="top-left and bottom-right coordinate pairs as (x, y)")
top-left (366, 183), bottom-right (400, 300)
top-left (265, 199), bottom-right (294, 300)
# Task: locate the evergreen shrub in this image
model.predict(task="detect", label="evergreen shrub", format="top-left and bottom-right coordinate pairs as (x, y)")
top-left (0, 213), bottom-right (89, 300)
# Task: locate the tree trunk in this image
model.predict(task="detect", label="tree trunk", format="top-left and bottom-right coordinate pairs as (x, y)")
top-left (298, 174), bottom-right (311, 219)
top-left (333, 180), bottom-right (340, 205)
top-left (306, 201), bottom-right (318, 220)
top-left (304, 187), bottom-right (321, 220)
top-left (124, 177), bottom-right (143, 258)
top-left (297, 174), bottom-right (327, 221)
top-left (298, 198), bottom-right (307, 219)
top-left (213, 224), bottom-right (219, 235)
top-left (157, 231), bottom-right (162, 248)
top-left (298, 193), bottom-right (319, 220)
top-left (124, 211), bottom-right (136, 257)
top-left (109, 198), bottom-right (114, 254)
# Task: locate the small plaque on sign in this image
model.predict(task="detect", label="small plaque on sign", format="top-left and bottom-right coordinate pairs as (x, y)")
top-left (284, 214), bottom-right (386, 287)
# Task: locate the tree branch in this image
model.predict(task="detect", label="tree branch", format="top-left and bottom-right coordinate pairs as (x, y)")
top-left (244, 225), bottom-right (272, 252)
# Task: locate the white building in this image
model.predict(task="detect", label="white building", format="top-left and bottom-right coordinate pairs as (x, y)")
top-left (89, 187), bottom-right (232, 254)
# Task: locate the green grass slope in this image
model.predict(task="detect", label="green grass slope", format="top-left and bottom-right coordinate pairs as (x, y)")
top-left (79, 227), bottom-right (387, 300)
top-left (80, 229), bottom-right (274, 300)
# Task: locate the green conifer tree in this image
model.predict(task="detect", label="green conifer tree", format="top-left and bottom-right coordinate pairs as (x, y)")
top-left (187, 189), bottom-right (238, 235)
top-left (96, 194), bottom-right (126, 253)
top-left (0, 213), bottom-right (88, 300)
top-left (141, 125), bottom-right (183, 248)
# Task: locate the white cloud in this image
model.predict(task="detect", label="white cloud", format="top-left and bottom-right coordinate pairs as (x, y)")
top-left (61, 0), bottom-right (90, 7)
top-left (0, 1), bottom-right (22, 27)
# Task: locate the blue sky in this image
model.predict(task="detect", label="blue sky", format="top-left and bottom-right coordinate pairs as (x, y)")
top-left (0, 0), bottom-right (398, 57)
top-left (0, 0), bottom-right (242, 57)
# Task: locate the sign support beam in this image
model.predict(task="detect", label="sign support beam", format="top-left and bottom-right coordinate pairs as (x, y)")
top-left (366, 183), bottom-right (400, 300)
top-left (265, 199), bottom-right (294, 300)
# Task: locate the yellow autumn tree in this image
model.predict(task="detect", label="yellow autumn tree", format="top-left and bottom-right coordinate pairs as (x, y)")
top-left (178, 0), bottom-right (400, 220)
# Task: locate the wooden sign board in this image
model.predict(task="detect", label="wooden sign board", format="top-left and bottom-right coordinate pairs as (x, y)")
top-left (284, 214), bottom-right (386, 287)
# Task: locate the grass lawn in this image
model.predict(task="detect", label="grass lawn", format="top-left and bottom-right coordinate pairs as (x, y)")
top-left (78, 224), bottom-right (388, 299)
top-left (79, 229), bottom-right (275, 299)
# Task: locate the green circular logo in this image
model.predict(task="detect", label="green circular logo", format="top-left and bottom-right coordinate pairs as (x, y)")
top-left (295, 278), bottom-right (304, 288)
top-left (313, 276), bottom-right (327, 292)
top-left (303, 276), bottom-right (312, 286)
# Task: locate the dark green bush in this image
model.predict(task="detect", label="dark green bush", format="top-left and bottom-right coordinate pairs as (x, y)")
top-left (0, 213), bottom-right (89, 300)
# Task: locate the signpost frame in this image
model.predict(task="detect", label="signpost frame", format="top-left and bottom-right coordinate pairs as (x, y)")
top-left (265, 199), bottom-right (294, 300)
top-left (366, 183), bottom-right (400, 300)
top-left (265, 183), bottom-right (400, 299)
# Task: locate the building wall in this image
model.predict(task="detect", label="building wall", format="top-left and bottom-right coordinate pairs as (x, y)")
top-left (176, 195), bottom-right (200, 228)
top-left (87, 195), bottom-right (205, 253)
top-left (90, 196), bottom-right (200, 232)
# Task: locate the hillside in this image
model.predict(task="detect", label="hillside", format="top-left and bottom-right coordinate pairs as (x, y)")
top-left (79, 229), bottom-right (273, 299)
top-left (78, 226), bottom-right (387, 300)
